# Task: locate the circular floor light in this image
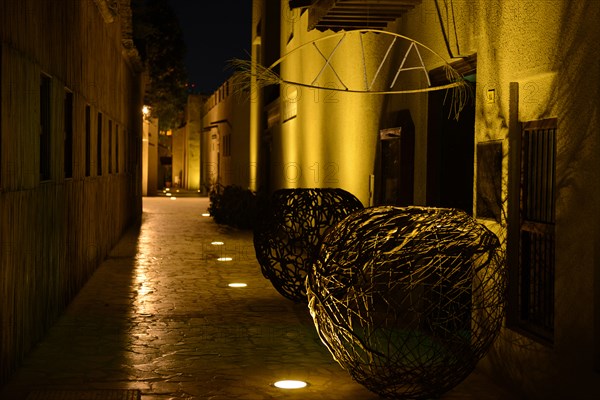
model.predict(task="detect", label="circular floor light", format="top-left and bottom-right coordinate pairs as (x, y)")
top-left (273, 380), bottom-right (308, 389)
top-left (217, 257), bottom-right (233, 262)
top-left (227, 283), bottom-right (247, 288)
top-left (211, 241), bottom-right (225, 245)
top-left (201, 213), bottom-right (210, 217)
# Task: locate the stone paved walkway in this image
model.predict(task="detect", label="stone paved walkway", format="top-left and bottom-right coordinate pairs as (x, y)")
top-left (0, 197), bottom-right (515, 400)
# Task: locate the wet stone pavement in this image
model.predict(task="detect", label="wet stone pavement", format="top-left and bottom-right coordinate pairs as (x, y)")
top-left (1, 197), bottom-right (514, 400)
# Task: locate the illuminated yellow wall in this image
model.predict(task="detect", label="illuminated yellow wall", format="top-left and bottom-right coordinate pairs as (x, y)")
top-left (170, 95), bottom-right (203, 190)
top-left (275, 6), bottom-right (398, 205)
top-left (185, 95), bottom-right (202, 190)
top-left (171, 125), bottom-right (185, 187)
top-left (270, 0), bottom-right (600, 398)
top-left (142, 117), bottom-right (158, 196)
top-left (249, 0), bottom-right (264, 192)
top-left (388, 1), bottom-right (600, 398)
top-left (201, 76), bottom-right (251, 190)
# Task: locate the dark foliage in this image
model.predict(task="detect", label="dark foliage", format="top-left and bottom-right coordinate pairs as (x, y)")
top-left (131, 0), bottom-right (188, 131)
top-left (208, 185), bottom-right (260, 230)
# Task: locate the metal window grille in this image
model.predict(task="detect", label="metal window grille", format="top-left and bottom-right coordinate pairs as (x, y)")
top-left (519, 119), bottom-right (556, 341)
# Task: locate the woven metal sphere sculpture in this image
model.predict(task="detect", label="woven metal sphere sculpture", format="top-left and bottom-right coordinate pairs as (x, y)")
top-left (253, 188), bottom-right (364, 302)
top-left (306, 206), bottom-right (506, 399)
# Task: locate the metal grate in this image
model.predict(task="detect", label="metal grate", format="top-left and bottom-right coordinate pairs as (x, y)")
top-left (523, 125), bottom-right (556, 223)
top-left (519, 119), bottom-right (556, 341)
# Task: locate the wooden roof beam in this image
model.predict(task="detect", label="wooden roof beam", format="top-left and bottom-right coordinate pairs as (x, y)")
top-left (308, 0), bottom-right (421, 31)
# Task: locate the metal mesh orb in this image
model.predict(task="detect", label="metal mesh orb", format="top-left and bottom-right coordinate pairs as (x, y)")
top-left (306, 206), bottom-right (506, 399)
top-left (253, 188), bottom-right (364, 302)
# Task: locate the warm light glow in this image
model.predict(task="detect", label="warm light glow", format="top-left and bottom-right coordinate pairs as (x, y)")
top-left (273, 380), bottom-right (308, 389)
top-left (202, 213), bottom-right (210, 217)
top-left (217, 257), bottom-right (233, 262)
top-left (211, 241), bottom-right (225, 245)
top-left (170, 197), bottom-right (177, 200)
top-left (176, 189), bottom-right (180, 193)
top-left (142, 105), bottom-right (149, 115)
top-left (166, 193), bottom-right (172, 197)
top-left (133, 226), bottom-right (157, 315)
top-left (228, 283), bottom-right (247, 288)
top-left (165, 188), bottom-right (170, 191)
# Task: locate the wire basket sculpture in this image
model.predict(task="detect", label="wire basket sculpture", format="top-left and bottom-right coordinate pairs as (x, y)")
top-left (253, 188), bottom-right (364, 302)
top-left (306, 206), bottom-right (506, 399)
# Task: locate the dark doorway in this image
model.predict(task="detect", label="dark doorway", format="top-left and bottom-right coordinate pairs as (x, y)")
top-left (377, 110), bottom-right (415, 206)
top-left (426, 75), bottom-right (476, 215)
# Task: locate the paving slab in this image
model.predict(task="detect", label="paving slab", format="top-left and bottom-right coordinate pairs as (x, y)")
top-left (1, 197), bottom-right (515, 400)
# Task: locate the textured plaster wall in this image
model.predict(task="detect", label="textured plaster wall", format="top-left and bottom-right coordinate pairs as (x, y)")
top-left (171, 126), bottom-right (185, 188)
top-left (201, 78), bottom-right (250, 189)
top-left (185, 95), bottom-right (202, 190)
top-left (483, 1), bottom-right (599, 398)
top-left (0, 0), bottom-right (143, 382)
top-left (142, 117), bottom-right (158, 196)
top-left (389, 1), bottom-right (600, 398)
top-left (276, 5), bottom-right (390, 205)
top-left (274, 0), bottom-right (600, 397)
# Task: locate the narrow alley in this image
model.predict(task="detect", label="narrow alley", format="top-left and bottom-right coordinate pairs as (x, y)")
top-left (1, 198), bottom-right (513, 400)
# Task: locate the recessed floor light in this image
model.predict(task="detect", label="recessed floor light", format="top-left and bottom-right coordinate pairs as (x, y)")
top-left (273, 380), bottom-right (308, 389)
top-left (227, 283), bottom-right (247, 288)
top-left (166, 193), bottom-right (172, 196)
top-left (202, 213), bottom-right (210, 217)
top-left (211, 241), bottom-right (225, 245)
top-left (170, 197), bottom-right (177, 200)
top-left (217, 257), bottom-right (233, 262)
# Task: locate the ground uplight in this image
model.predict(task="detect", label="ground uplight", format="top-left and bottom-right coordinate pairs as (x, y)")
top-left (273, 380), bottom-right (308, 389)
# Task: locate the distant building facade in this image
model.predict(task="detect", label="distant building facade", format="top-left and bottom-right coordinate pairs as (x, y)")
top-left (142, 114), bottom-right (158, 195)
top-left (171, 94), bottom-right (204, 191)
top-left (0, 0), bottom-right (143, 383)
top-left (251, 0), bottom-right (600, 399)
top-left (200, 75), bottom-right (251, 193)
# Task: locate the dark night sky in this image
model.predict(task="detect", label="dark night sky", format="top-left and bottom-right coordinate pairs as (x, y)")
top-left (169, 0), bottom-right (252, 94)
